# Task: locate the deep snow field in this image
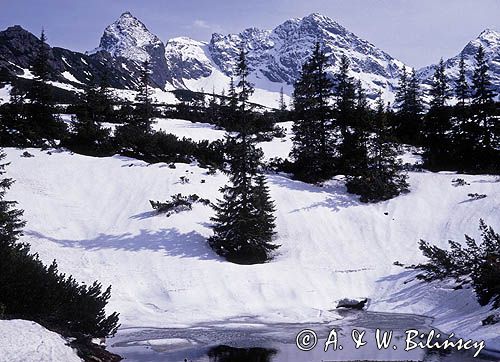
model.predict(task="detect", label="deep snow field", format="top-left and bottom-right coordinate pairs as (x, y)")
top-left (3, 118), bottom-right (500, 360)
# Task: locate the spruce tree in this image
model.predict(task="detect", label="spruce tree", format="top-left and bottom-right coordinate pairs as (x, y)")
top-left (251, 174), bottom-right (277, 244)
top-left (455, 54), bottom-right (469, 107)
top-left (209, 133), bottom-right (279, 264)
top-left (472, 45), bottom-right (494, 106)
top-left (290, 42), bottom-right (335, 182)
top-left (115, 60), bottom-right (154, 154)
top-left (277, 86), bottom-right (287, 122)
top-left (279, 87), bottom-right (286, 112)
top-left (25, 30), bottom-right (66, 146)
top-left (226, 77), bottom-right (238, 129)
top-left (0, 150), bottom-right (26, 252)
top-left (334, 59), bottom-right (366, 175)
top-left (69, 82), bottom-right (111, 155)
top-left (208, 87), bottom-right (220, 125)
top-left (234, 47), bottom-right (255, 133)
top-left (394, 67), bottom-right (408, 111)
top-left (95, 71), bottom-right (115, 123)
top-left (0, 84), bottom-right (27, 146)
top-left (394, 67), bottom-right (423, 145)
top-left (423, 59), bottom-right (452, 169)
top-left (134, 60), bottom-right (154, 131)
top-left (469, 45), bottom-right (498, 172)
top-left (208, 48), bottom-right (279, 264)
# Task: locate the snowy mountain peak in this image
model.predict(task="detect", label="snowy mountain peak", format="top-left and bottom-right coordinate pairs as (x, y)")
top-left (93, 11), bottom-right (170, 88)
top-left (468, 28), bottom-right (500, 52)
top-left (300, 12), bottom-right (347, 32)
top-left (477, 28), bottom-right (500, 42)
top-left (96, 11), bottom-right (163, 63)
top-left (202, 12), bottom-right (406, 100)
top-left (417, 27), bottom-right (500, 100)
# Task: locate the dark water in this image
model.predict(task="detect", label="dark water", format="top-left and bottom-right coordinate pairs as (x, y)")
top-left (110, 311), bottom-right (499, 362)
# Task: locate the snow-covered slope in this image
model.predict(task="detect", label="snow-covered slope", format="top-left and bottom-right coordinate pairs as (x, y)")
top-left (418, 28), bottom-right (500, 101)
top-left (0, 320), bottom-right (81, 362)
top-left (3, 121), bottom-right (500, 349)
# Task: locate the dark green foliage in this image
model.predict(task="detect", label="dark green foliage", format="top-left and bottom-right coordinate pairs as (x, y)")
top-left (393, 67), bottom-right (423, 145)
top-left (122, 131), bottom-right (225, 167)
top-left (0, 150), bottom-right (119, 337)
top-left (0, 31), bottom-right (67, 147)
top-left (115, 60), bottom-right (154, 154)
top-left (208, 136), bottom-right (279, 264)
top-left (346, 95), bottom-right (409, 202)
top-left (413, 220), bottom-right (500, 309)
top-left (0, 83), bottom-right (28, 146)
top-left (452, 46), bottom-right (499, 174)
top-left (472, 45), bottom-right (494, 106)
top-left (456, 54), bottom-right (469, 107)
top-left (337, 76), bottom-right (369, 176)
top-left (23, 30), bottom-right (67, 146)
top-left (423, 59), bottom-right (453, 170)
top-left (134, 60), bottom-right (154, 129)
top-left (251, 174), bottom-right (277, 244)
top-left (65, 81), bottom-right (113, 156)
top-left (174, 88), bottom-right (207, 122)
top-left (208, 52), bottom-right (279, 264)
top-left (291, 42), bottom-right (335, 182)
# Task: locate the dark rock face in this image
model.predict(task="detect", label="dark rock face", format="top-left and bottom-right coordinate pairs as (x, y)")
top-left (0, 25), bottom-right (140, 89)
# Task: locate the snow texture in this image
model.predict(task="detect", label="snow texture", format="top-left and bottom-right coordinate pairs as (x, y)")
top-left (3, 121), bottom-right (500, 351)
top-left (0, 320), bottom-right (81, 362)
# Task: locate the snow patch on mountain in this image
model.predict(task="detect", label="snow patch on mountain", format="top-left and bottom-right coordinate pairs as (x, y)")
top-left (0, 84), bottom-right (12, 104)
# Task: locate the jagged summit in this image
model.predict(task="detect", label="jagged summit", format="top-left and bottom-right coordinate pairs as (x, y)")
top-left (96, 11), bottom-right (163, 62)
top-left (92, 11), bottom-right (169, 87)
top-left (193, 12), bottom-right (405, 100)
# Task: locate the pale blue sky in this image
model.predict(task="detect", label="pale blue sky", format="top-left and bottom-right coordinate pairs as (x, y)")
top-left (0, 0), bottom-right (498, 68)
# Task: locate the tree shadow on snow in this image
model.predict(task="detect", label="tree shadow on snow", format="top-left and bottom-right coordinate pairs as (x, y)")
top-left (24, 228), bottom-right (217, 260)
top-left (266, 174), bottom-right (360, 213)
top-left (130, 211), bottom-right (158, 220)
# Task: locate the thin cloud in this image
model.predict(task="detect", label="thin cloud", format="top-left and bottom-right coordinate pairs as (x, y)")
top-left (190, 19), bottom-right (222, 33)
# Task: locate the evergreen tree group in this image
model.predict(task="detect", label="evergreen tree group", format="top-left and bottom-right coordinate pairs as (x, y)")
top-left (115, 60), bottom-right (155, 155)
top-left (422, 45), bottom-right (499, 173)
top-left (290, 42), bottom-right (408, 202)
top-left (393, 67), bottom-right (424, 145)
top-left (0, 30), bottom-right (67, 147)
top-left (291, 42), bottom-right (335, 182)
top-left (67, 74), bottom-right (114, 155)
